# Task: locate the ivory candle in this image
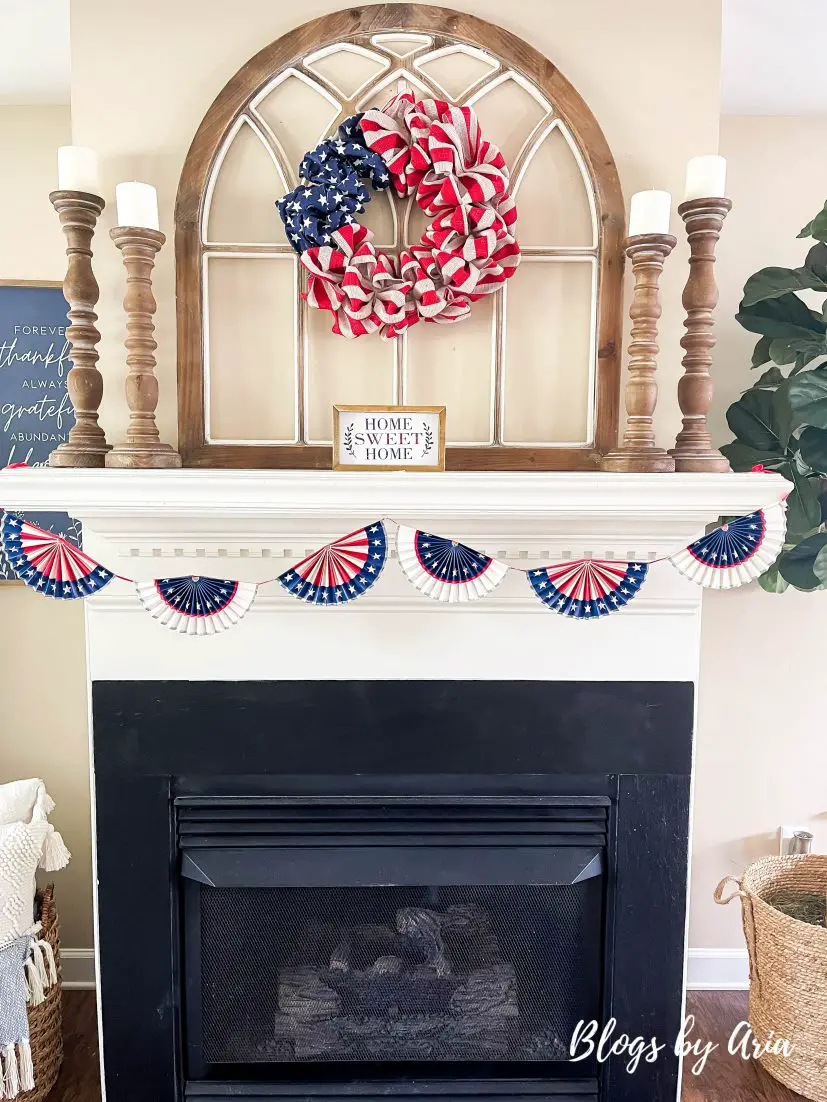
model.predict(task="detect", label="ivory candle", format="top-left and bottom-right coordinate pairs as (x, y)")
top-left (115, 181), bottom-right (160, 230)
top-left (628, 190), bottom-right (672, 236)
top-left (684, 155), bottom-right (727, 201)
top-left (57, 146), bottom-right (100, 194)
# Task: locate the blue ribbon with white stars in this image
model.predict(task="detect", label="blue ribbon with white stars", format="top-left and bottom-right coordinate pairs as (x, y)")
top-left (277, 114), bottom-right (392, 254)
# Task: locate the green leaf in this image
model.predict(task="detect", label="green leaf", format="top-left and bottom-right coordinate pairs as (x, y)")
top-left (777, 461), bottom-right (822, 538)
top-left (720, 440), bottom-right (784, 471)
top-left (773, 381), bottom-right (794, 447)
top-left (753, 365), bottom-right (785, 388)
top-left (815, 544), bottom-right (827, 587)
top-left (736, 293), bottom-right (826, 341)
top-left (805, 242), bottom-right (827, 280)
top-left (819, 490), bottom-right (827, 523)
top-left (741, 265), bottom-right (827, 307)
top-left (778, 533), bottom-right (827, 590)
top-left (757, 562), bottom-right (789, 593)
top-left (789, 366), bottom-right (827, 428)
top-left (798, 426), bottom-right (827, 473)
top-left (799, 202), bottom-right (827, 241)
top-left (725, 387), bottom-right (787, 451)
top-left (792, 348), bottom-right (826, 375)
top-left (769, 336), bottom-right (826, 366)
top-left (751, 335), bottom-right (773, 368)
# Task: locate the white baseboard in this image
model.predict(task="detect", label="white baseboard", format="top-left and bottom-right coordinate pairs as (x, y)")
top-left (61, 948), bottom-right (96, 989)
top-left (59, 946), bottom-right (748, 994)
top-left (686, 948), bottom-right (749, 990)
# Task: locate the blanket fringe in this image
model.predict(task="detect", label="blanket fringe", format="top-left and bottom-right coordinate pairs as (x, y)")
top-left (0, 1041), bottom-right (34, 1099)
top-left (25, 935), bottom-right (57, 1006)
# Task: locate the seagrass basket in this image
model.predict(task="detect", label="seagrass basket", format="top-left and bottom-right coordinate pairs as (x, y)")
top-left (20, 885), bottom-right (63, 1102)
top-left (715, 855), bottom-right (827, 1101)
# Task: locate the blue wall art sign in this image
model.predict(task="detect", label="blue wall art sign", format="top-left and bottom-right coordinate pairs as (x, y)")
top-left (0, 282), bottom-right (80, 581)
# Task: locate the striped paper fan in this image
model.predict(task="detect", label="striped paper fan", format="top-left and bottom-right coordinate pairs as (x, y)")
top-left (278, 521), bottom-right (387, 605)
top-left (135, 576), bottom-right (257, 635)
top-left (1, 512), bottom-right (113, 599)
top-left (669, 502), bottom-right (786, 589)
top-left (396, 525), bottom-right (507, 602)
top-left (528, 559), bottom-right (648, 619)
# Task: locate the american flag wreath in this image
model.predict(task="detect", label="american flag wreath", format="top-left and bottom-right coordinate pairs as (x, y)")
top-left (276, 91), bottom-right (520, 339)
top-left (0, 501), bottom-right (787, 636)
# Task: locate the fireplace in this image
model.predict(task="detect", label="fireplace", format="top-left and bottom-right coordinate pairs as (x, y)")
top-left (93, 678), bottom-right (693, 1102)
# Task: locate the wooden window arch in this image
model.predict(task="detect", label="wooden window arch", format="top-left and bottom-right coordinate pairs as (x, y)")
top-left (175, 4), bottom-right (624, 470)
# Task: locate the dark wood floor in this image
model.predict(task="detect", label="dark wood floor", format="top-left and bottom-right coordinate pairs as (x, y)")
top-left (53, 991), bottom-right (803, 1101)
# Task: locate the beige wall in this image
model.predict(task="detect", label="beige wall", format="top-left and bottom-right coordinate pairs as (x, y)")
top-left (690, 115), bottom-right (827, 949)
top-left (0, 106), bottom-right (94, 949)
top-left (18, 3), bottom-right (808, 957)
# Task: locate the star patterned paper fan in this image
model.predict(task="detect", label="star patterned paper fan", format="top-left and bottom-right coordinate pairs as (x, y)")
top-left (669, 502), bottom-right (786, 589)
top-left (278, 521), bottom-right (387, 605)
top-left (396, 524), bottom-right (508, 602)
top-left (1, 512), bottom-right (113, 599)
top-left (527, 559), bottom-right (649, 619)
top-left (135, 576), bottom-right (258, 635)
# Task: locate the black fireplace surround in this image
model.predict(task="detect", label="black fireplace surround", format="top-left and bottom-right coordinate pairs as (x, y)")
top-left (92, 680), bottom-right (692, 1102)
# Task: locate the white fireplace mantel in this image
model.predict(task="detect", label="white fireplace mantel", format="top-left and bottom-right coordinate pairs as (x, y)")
top-left (0, 467), bottom-right (786, 684)
top-left (0, 468), bottom-right (787, 558)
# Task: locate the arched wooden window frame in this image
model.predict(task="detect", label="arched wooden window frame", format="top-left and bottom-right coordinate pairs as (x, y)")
top-left (175, 4), bottom-right (625, 470)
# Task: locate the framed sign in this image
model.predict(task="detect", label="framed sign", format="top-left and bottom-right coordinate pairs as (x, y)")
top-left (333, 405), bottom-right (446, 471)
top-left (0, 280), bottom-right (80, 583)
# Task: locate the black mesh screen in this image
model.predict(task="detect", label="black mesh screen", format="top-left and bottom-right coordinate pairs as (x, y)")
top-left (198, 883), bottom-right (602, 1066)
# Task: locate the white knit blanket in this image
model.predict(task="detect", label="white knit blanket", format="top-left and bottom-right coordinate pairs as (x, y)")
top-left (0, 780), bottom-right (70, 951)
top-left (0, 780), bottom-right (68, 1099)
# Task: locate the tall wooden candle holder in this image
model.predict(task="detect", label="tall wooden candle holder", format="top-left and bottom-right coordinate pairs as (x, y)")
top-left (669, 197), bottom-right (732, 472)
top-left (601, 233), bottom-right (677, 473)
top-left (48, 190), bottom-right (111, 467)
top-left (106, 226), bottom-right (181, 469)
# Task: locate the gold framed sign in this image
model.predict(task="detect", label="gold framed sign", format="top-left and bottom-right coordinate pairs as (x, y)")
top-left (333, 405), bottom-right (446, 471)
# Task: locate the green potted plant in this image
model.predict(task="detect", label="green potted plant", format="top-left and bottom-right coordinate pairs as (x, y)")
top-left (723, 200), bottom-right (827, 592)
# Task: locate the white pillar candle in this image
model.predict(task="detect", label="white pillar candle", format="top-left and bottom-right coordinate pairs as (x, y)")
top-left (115, 181), bottom-right (160, 230)
top-left (628, 190), bottom-right (672, 236)
top-left (684, 155), bottom-right (727, 201)
top-left (57, 146), bottom-right (100, 194)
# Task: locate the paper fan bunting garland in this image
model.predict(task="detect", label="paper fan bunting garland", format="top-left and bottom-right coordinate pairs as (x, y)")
top-left (669, 502), bottom-right (786, 589)
top-left (1, 513), bottom-right (113, 599)
top-left (528, 559), bottom-right (649, 619)
top-left (278, 521), bottom-right (387, 605)
top-left (135, 576), bottom-right (258, 635)
top-left (396, 525), bottom-right (508, 602)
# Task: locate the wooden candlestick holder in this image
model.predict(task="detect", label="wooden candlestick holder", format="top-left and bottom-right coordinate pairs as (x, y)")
top-left (48, 190), bottom-right (111, 467)
top-left (601, 233), bottom-right (677, 473)
top-left (669, 197), bottom-right (732, 472)
top-left (106, 226), bottom-right (181, 469)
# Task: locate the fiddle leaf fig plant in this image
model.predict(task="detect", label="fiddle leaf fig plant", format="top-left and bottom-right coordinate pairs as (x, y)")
top-left (722, 200), bottom-right (827, 592)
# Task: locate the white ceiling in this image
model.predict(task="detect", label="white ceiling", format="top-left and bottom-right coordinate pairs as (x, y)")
top-left (0, 0), bottom-right (825, 115)
top-left (722, 0), bottom-right (827, 115)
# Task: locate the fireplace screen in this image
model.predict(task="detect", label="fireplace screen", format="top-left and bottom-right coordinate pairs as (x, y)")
top-left (195, 882), bottom-right (602, 1068)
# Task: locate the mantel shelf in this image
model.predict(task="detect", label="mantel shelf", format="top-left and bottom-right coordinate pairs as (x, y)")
top-left (0, 469), bottom-right (787, 559)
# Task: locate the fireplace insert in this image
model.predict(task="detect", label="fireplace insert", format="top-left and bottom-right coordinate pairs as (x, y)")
top-left (181, 799), bottom-right (605, 1082)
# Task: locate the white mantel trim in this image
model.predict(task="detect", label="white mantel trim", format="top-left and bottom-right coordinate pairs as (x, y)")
top-left (0, 469), bottom-right (787, 560)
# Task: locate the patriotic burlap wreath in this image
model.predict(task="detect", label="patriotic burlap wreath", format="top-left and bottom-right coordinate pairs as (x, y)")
top-left (277, 92), bottom-right (520, 339)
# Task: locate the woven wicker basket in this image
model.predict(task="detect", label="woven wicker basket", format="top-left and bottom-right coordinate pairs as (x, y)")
top-left (715, 855), bottom-right (827, 1101)
top-left (19, 886), bottom-right (63, 1102)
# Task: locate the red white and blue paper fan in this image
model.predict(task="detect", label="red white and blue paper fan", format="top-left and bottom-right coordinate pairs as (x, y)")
top-left (669, 501), bottom-right (786, 589)
top-left (528, 559), bottom-right (648, 619)
top-left (278, 521), bottom-right (387, 605)
top-left (135, 575), bottom-right (258, 635)
top-left (396, 524), bottom-right (508, 602)
top-left (1, 512), bottom-right (113, 599)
